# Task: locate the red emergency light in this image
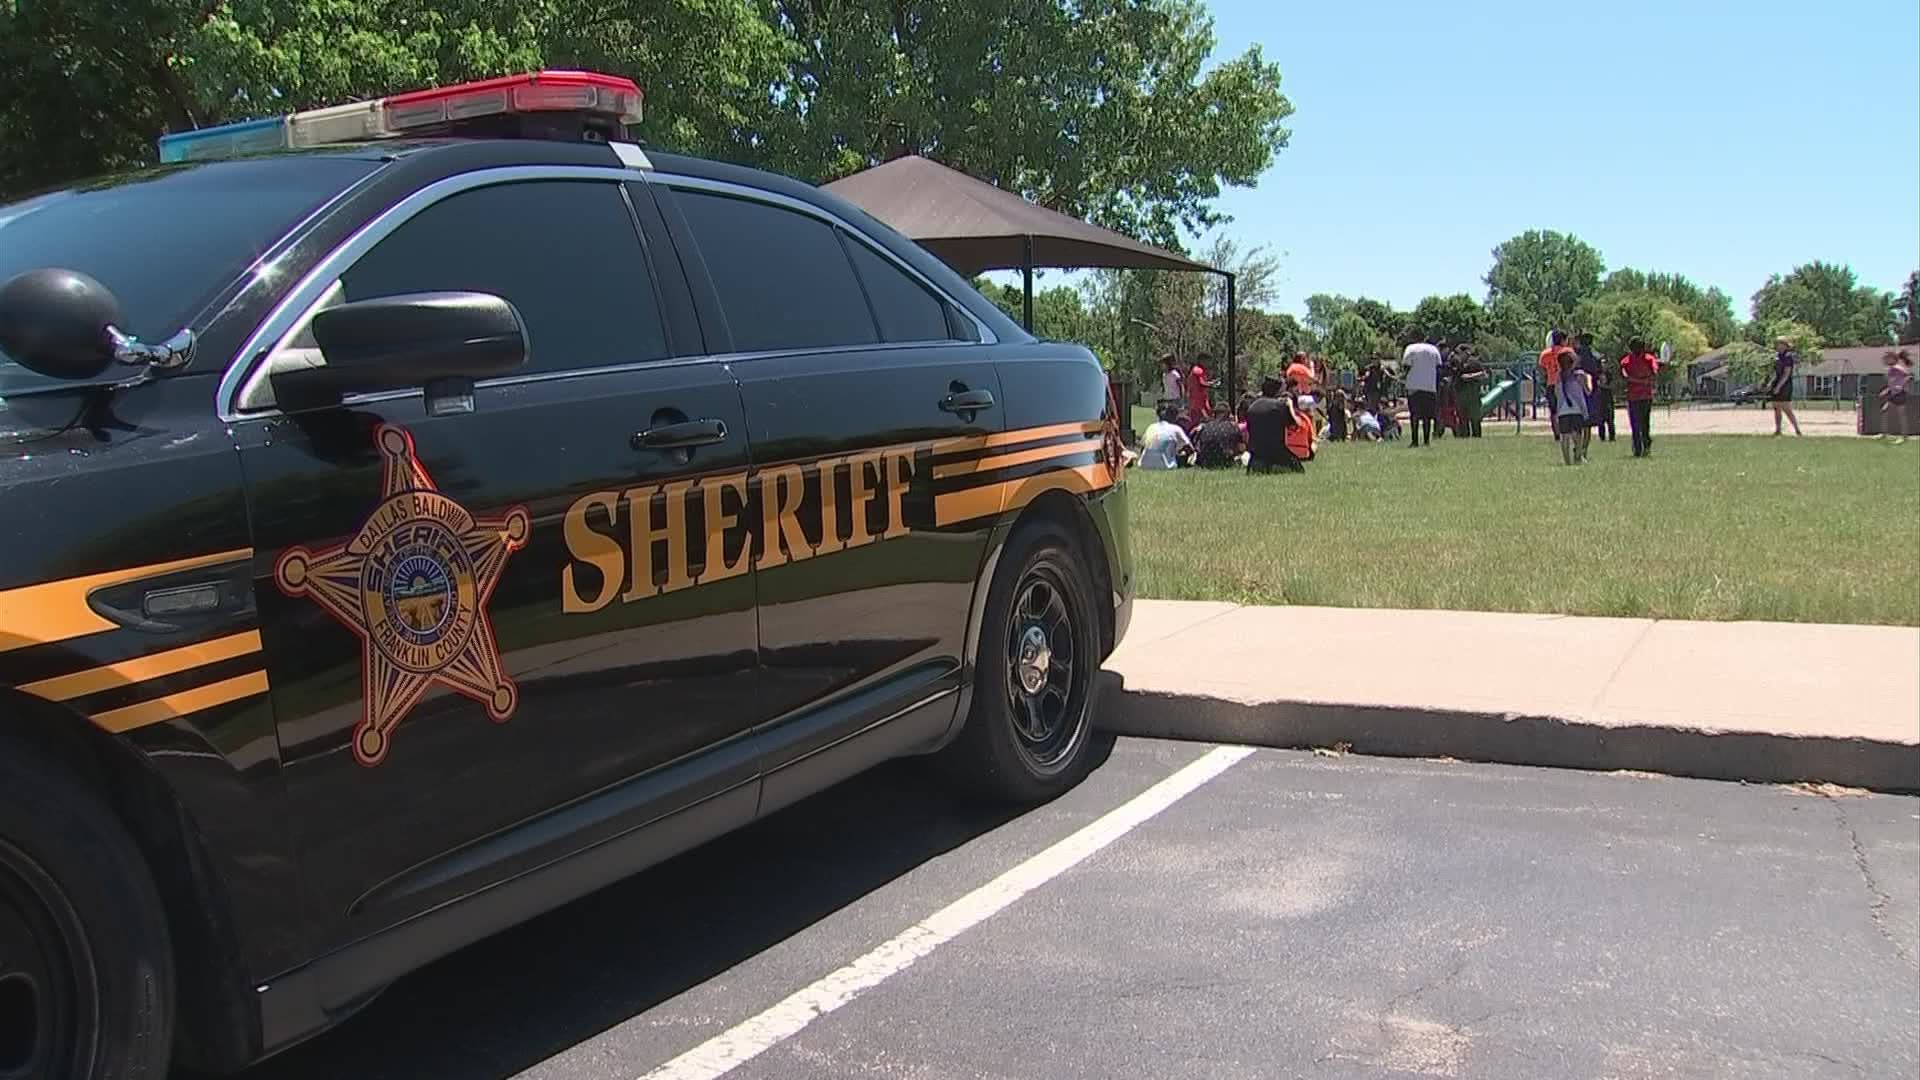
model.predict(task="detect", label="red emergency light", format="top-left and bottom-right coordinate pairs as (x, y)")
top-left (159, 70), bottom-right (645, 162)
top-left (383, 71), bottom-right (643, 132)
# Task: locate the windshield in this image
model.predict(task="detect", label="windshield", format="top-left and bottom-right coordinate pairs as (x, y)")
top-left (0, 156), bottom-right (378, 395)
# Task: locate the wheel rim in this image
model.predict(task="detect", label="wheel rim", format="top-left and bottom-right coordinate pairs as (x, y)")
top-left (0, 841), bottom-right (90, 1080)
top-left (1005, 563), bottom-right (1089, 774)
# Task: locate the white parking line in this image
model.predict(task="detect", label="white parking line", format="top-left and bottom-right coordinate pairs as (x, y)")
top-left (636, 744), bottom-right (1256, 1080)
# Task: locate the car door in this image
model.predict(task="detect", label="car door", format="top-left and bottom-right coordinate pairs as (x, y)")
top-left (653, 181), bottom-right (1007, 801)
top-left (231, 172), bottom-right (761, 952)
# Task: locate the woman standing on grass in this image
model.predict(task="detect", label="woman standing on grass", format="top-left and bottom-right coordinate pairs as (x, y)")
top-left (1620, 338), bottom-right (1659, 457)
top-left (1768, 336), bottom-right (1803, 437)
top-left (1880, 350), bottom-right (1913, 444)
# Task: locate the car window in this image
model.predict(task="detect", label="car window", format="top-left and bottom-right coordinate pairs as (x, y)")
top-left (673, 189), bottom-right (877, 353)
top-left (842, 234), bottom-right (954, 343)
top-left (341, 180), bottom-right (666, 375)
top-left (0, 158), bottom-right (376, 396)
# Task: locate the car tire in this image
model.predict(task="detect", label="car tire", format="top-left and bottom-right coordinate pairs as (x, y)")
top-left (0, 738), bottom-right (174, 1080)
top-left (942, 518), bottom-right (1103, 803)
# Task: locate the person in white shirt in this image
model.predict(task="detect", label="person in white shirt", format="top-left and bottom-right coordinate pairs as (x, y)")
top-left (1159, 354), bottom-right (1183, 405)
top-left (1137, 403), bottom-right (1194, 470)
top-left (1400, 336), bottom-right (1442, 447)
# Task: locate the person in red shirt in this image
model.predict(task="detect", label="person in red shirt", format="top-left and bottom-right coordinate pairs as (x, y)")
top-left (1538, 330), bottom-right (1572, 427)
top-left (1186, 354), bottom-right (1218, 421)
top-left (1620, 337), bottom-right (1660, 457)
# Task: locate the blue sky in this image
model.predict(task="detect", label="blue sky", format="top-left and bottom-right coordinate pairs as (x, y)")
top-left (1133, 0), bottom-right (1919, 320)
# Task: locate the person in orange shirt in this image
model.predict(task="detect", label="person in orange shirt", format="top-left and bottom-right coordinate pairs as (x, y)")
top-left (1538, 330), bottom-right (1573, 427)
top-left (1285, 352), bottom-right (1316, 394)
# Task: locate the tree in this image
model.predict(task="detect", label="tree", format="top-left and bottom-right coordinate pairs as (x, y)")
top-left (1322, 312), bottom-right (1384, 376)
top-left (1895, 271), bottom-right (1920, 346)
top-left (0, 0), bottom-right (798, 195)
top-left (1302, 293), bottom-right (1356, 340)
top-left (1351, 297), bottom-right (1403, 343)
top-left (731, 0), bottom-right (1294, 248)
top-left (1484, 229), bottom-right (1605, 340)
top-left (2, 0), bottom-right (1298, 251)
top-left (1403, 294), bottom-right (1483, 348)
top-left (1574, 291), bottom-right (1709, 383)
top-left (1602, 269), bottom-right (1739, 347)
top-left (1724, 321), bottom-right (1822, 389)
top-left (976, 280), bottom-right (1093, 346)
top-left (1750, 261), bottom-right (1895, 347)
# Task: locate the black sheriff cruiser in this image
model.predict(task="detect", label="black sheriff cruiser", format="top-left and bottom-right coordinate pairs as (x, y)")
top-left (0, 71), bottom-right (1134, 1078)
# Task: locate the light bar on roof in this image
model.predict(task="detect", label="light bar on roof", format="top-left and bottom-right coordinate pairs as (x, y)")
top-left (156, 70), bottom-right (645, 162)
top-left (158, 116), bottom-right (291, 163)
top-left (382, 71), bottom-right (643, 132)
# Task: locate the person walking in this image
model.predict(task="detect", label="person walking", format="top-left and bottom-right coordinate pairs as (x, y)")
top-left (1768, 337), bottom-right (1803, 436)
top-left (1620, 337), bottom-right (1660, 457)
top-left (1554, 356), bottom-right (1592, 465)
top-left (1244, 376), bottom-right (1306, 473)
top-left (1539, 330), bottom-right (1573, 428)
top-left (1879, 349), bottom-right (1913, 444)
top-left (1453, 346), bottom-right (1488, 437)
top-left (1401, 335), bottom-right (1443, 447)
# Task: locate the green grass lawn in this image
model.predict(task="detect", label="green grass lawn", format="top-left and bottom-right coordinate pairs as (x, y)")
top-left (1127, 433), bottom-right (1920, 626)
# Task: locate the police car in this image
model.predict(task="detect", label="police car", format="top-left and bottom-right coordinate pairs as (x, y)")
top-left (0, 72), bottom-right (1133, 1077)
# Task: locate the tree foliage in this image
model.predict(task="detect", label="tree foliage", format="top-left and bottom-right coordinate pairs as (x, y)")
top-left (1898, 272), bottom-right (1920, 346)
top-left (1724, 321), bottom-right (1823, 388)
top-left (1484, 229), bottom-right (1605, 341)
top-left (0, 0), bottom-right (1296, 253)
top-left (1322, 312), bottom-right (1384, 375)
top-left (1601, 268), bottom-right (1738, 348)
top-left (1750, 261), bottom-right (1895, 347)
top-left (1402, 294), bottom-right (1482, 348)
top-left (1575, 291), bottom-right (1707, 384)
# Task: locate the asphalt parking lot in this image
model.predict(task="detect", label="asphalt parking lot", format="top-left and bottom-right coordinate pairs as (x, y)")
top-left (228, 738), bottom-right (1920, 1080)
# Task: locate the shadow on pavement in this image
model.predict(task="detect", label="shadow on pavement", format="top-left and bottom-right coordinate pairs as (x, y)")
top-left (225, 757), bottom-right (1044, 1079)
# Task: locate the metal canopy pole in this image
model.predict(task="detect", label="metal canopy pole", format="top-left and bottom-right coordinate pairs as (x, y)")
top-left (1021, 234), bottom-right (1035, 332)
top-left (1225, 271), bottom-right (1238, 403)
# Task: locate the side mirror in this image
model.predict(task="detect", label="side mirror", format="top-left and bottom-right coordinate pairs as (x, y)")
top-left (0, 268), bottom-right (121, 380)
top-left (270, 291), bottom-right (528, 408)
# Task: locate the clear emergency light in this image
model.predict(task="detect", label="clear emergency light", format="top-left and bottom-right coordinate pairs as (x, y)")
top-left (158, 71), bottom-right (645, 163)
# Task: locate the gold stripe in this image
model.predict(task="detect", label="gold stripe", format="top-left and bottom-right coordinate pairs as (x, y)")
top-left (933, 462), bottom-right (1113, 526)
top-left (932, 437), bottom-right (1104, 479)
top-left (20, 631), bottom-right (264, 702)
top-left (89, 670), bottom-right (271, 734)
top-left (930, 421), bottom-right (1095, 457)
top-left (0, 549), bottom-right (253, 654)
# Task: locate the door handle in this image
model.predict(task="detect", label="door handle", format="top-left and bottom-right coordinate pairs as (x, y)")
top-left (939, 389), bottom-right (996, 413)
top-left (632, 419), bottom-right (728, 450)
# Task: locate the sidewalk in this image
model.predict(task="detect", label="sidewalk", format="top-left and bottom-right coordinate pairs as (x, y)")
top-left (1098, 601), bottom-right (1920, 792)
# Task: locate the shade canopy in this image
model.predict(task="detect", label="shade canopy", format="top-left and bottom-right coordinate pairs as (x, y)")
top-left (822, 155), bottom-right (1210, 277)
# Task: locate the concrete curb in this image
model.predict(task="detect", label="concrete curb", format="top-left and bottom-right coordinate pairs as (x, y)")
top-left (1094, 673), bottom-right (1920, 794)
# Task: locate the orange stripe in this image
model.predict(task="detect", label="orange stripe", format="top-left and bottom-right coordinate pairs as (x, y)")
top-left (934, 462), bottom-right (1113, 526)
top-left (20, 631), bottom-right (263, 702)
top-left (0, 549), bottom-right (253, 654)
top-left (931, 437), bottom-right (1104, 479)
top-left (930, 421), bottom-right (1095, 457)
top-left (89, 670), bottom-right (270, 734)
